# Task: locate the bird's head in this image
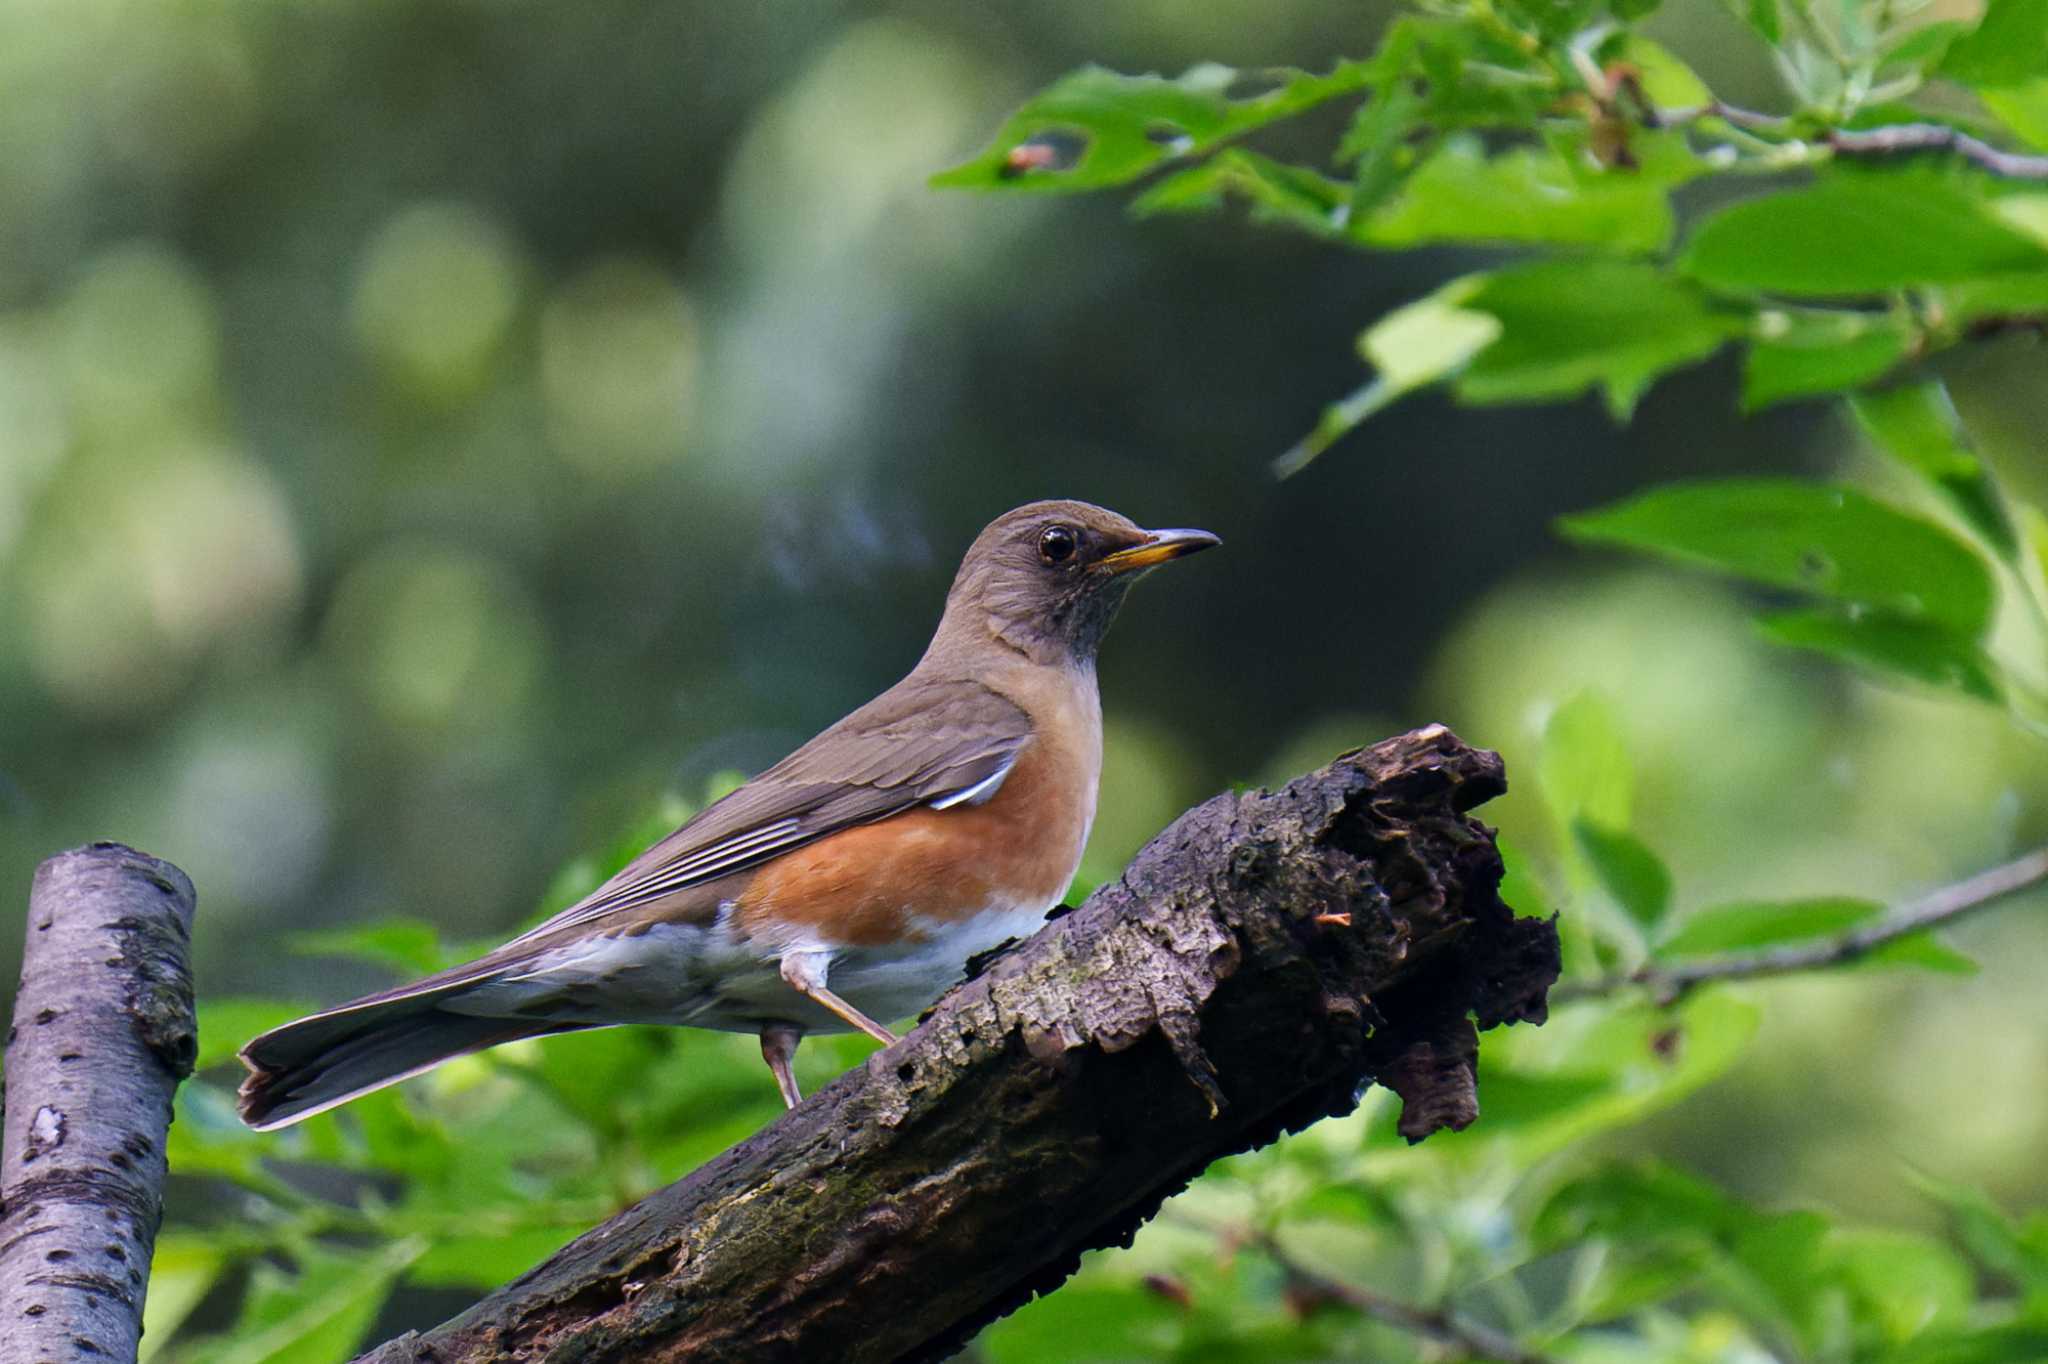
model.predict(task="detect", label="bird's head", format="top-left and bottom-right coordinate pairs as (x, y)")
top-left (930, 499), bottom-right (1220, 668)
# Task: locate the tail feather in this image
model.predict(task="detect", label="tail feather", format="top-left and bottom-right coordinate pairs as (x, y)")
top-left (238, 994), bottom-right (572, 1130)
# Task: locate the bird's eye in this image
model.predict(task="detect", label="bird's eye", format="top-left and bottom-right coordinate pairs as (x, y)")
top-left (1038, 524), bottom-right (1079, 565)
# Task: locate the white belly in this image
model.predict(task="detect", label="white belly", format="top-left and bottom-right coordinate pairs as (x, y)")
top-left (447, 900), bottom-right (1058, 1036)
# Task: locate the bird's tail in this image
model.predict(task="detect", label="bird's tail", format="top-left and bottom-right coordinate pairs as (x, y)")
top-left (237, 984), bottom-right (573, 1131)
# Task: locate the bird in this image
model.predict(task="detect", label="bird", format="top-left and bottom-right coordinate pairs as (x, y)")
top-left (239, 499), bottom-right (1219, 1129)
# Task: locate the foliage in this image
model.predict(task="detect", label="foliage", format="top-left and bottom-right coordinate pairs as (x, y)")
top-left (135, 1), bottom-right (2048, 1360)
top-left (942, 0), bottom-right (2048, 729)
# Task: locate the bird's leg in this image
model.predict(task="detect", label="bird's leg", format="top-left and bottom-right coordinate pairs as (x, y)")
top-left (760, 1023), bottom-right (804, 1109)
top-left (779, 951), bottom-right (898, 1046)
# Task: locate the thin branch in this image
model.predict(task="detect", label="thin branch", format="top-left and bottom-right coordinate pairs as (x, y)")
top-left (1824, 123), bottom-right (2048, 180)
top-left (1653, 101), bottom-right (2048, 180)
top-left (1233, 1223), bottom-right (1559, 1364)
top-left (1555, 845), bottom-right (2048, 1004)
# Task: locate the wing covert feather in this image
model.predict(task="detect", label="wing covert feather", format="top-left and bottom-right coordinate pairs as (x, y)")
top-left (507, 678), bottom-right (1032, 943)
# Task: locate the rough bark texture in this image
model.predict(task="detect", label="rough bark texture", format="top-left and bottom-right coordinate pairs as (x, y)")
top-left (0, 843), bottom-right (199, 1364)
top-left (359, 725), bottom-right (1557, 1364)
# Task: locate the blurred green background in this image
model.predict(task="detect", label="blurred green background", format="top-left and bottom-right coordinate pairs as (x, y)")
top-left (4, 0), bottom-right (2047, 1346)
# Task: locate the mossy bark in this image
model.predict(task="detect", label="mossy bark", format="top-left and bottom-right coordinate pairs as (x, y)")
top-left (358, 726), bottom-right (1557, 1364)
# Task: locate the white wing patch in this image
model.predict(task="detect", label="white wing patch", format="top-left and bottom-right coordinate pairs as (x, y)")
top-left (926, 754), bottom-right (1016, 810)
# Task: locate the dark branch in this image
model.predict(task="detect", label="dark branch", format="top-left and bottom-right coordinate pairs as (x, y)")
top-left (1555, 845), bottom-right (2048, 1005)
top-left (0, 843), bottom-right (199, 1364)
top-left (355, 727), bottom-right (1557, 1364)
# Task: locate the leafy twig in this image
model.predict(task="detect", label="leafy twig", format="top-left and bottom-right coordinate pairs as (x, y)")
top-left (1554, 845), bottom-right (2048, 1004)
top-left (1655, 101), bottom-right (2048, 179)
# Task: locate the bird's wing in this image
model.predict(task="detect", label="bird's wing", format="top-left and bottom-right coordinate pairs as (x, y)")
top-left (504, 676), bottom-right (1034, 946)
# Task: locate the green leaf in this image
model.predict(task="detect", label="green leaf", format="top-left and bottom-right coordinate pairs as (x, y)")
top-left (1659, 896), bottom-right (1881, 956)
top-left (1862, 932), bottom-right (1979, 974)
top-left (1469, 1067), bottom-right (1617, 1129)
top-left (932, 62), bottom-right (1371, 193)
top-left (977, 1283), bottom-right (1181, 1364)
top-left (1540, 691), bottom-right (1632, 831)
top-left (1452, 261), bottom-right (1736, 418)
top-left (1982, 79), bottom-right (2048, 150)
top-left (1683, 177), bottom-right (2048, 296)
top-left (1908, 1170), bottom-right (2048, 1291)
top-left (1658, 898), bottom-right (1974, 976)
top-left (1559, 479), bottom-right (1998, 635)
top-left (1743, 0), bottom-right (1783, 45)
top-left (1536, 1160), bottom-right (1752, 1247)
top-left (1574, 818), bottom-right (1674, 932)
top-left (1850, 383), bottom-right (2018, 560)
top-left (141, 1234), bottom-right (230, 1362)
top-left (409, 1224), bottom-right (583, 1289)
top-left (195, 997), bottom-right (311, 1071)
top-left (1339, 80), bottom-right (1427, 218)
top-left (1877, 1325), bottom-right (2048, 1364)
top-left (1359, 141), bottom-right (1682, 254)
top-left (1271, 281), bottom-right (1501, 475)
top-left (188, 1240), bottom-right (425, 1364)
top-left (1757, 608), bottom-right (2005, 702)
top-left (1360, 285), bottom-right (1502, 390)
top-left (1742, 309), bottom-right (1910, 410)
top-left (1499, 837), bottom-right (1557, 919)
top-left (1132, 149), bottom-right (1346, 237)
top-left (1941, 269), bottom-right (2048, 325)
top-left (289, 916), bottom-right (453, 976)
top-left (1612, 35), bottom-right (1712, 108)
top-left (1940, 0), bottom-right (2048, 89)
top-left (1887, 21), bottom-right (1969, 74)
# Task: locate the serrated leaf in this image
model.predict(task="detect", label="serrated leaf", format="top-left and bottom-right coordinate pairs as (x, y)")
top-left (1683, 177), bottom-right (2048, 295)
top-left (1574, 818), bottom-right (1674, 932)
top-left (1132, 148), bottom-right (1346, 237)
top-left (1659, 896), bottom-right (1882, 955)
top-left (1757, 608), bottom-right (2005, 702)
top-left (1452, 261), bottom-right (1736, 418)
top-left (932, 62), bottom-right (1371, 193)
top-left (1851, 382), bottom-right (2018, 559)
top-left (1559, 479), bottom-right (1998, 634)
top-left (1742, 309), bottom-right (1910, 410)
top-left (1339, 80), bottom-right (1427, 218)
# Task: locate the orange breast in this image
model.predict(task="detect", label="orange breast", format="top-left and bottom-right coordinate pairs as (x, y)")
top-left (735, 729), bottom-right (1095, 949)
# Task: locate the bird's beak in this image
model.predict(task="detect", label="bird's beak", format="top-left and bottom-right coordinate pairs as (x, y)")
top-left (1096, 527), bottom-right (1222, 575)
